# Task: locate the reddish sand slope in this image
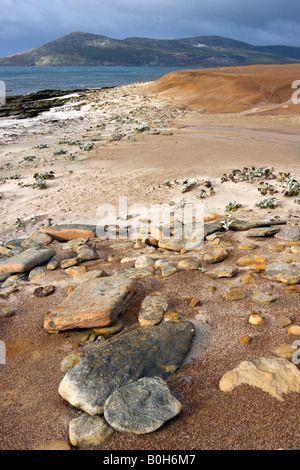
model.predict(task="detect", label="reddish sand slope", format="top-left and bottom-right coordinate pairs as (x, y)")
top-left (147, 64), bottom-right (300, 114)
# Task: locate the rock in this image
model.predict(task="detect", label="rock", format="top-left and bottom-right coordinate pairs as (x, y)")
top-left (61, 257), bottom-right (79, 269)
top-left (270, 244), bottom-right (285, 252)
top-left (245, 227), bottom-right (280, 237)
top-left (73, 270), bottom-right (107, 284)
top-left (41, 224), bottom-right (97, 241)
top-left (239, 335), bottom-right (251, 344)
top-left (241, 273), bottom-right (256, 284)
top-left (164, 311), bottom-right (180, 321)
top-left (2, 273), bottom-right (27, 287)
top-left (61, 351), bottom-right (85, 373)
top-left (225, 287), bottom-right (247, 301)
top-left (69, 415), bottom-right (113, 448)
top-left (47, 259), bottom-right (59, 270)
top-left (251, 291), bottom-right (276, 304)
top-left (248, 314), bottom-right (265, 325)
top-left (274, 227), bottom-right (300, 242)
top-left (76, 246), bottom-right (98, 262)
top-left (104, 377), bottom-right (182, 434)
top-left (135, 255), bottom-right (155, 268)
top-left (205, 266), bottom-right (237, 278)
top-left (272, 344), bottom-right (297, 359)
top-left (21, 231), bottom-right (53, 248)
top-left (229, 218), bottom-right (286, 231)
top-left (238, 243), bottom-right (257, 250)
top-left (0, 273), bottom-right (12, 282)
top-left (65, 266), bottom-right (87, 277)
top-left (158, 238), bottom-right (188, 252)
top-left (0, 303), bottom-right (14, 318)
top-left (190, 298), bottom-right (201, 307)
top-left (35, 439), bottom-right (71, 451)
top-left (219, 356), bottom-right (300, 401)
top-left (177, 258), bottom-right (200, 270)
top-left (203, 247), bottom-right (228, 264)
top-left (237, 255), bottom-right (267, 267)
top-left (33, 285), bottom-right (55, 298)
top-left (291, 246), bottom-right (300, 254)
top-left (58, 320), bottom-right (194, 415)
top-left (44, 273), bottom-right (138, 332)
top-left (155, 259), bottom-right (178, 277)
top-left (138, 294), bottom-right (168, 326)
top-left (92, 320), bottom-right (124, 336)
top-left (62, 238), bottom-right (89, 252)
top-left (287, 325), bottom-right (300, 336)
top-left (262, 262), bottom-right (300, 285)
top-left (0, 247), bottom-right (56, 274)
top-left (275, 315), bottom-right (292, 328)
top-left (28, 266), bottom-right (47, 281)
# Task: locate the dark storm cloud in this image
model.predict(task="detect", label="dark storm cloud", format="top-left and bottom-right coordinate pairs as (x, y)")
top-left (0, 0), bottom-right (300, 56)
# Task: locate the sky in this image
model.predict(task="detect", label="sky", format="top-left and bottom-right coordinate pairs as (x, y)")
top-left (0, 0), bottom-right (300, 57)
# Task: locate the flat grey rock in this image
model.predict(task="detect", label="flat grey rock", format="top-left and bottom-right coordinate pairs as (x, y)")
top-left (0, 247), bottom-right (56, 274)
top-left (58, 320), bottom-right (195, 415)
top-left (104, 377), bottom-right (182, 434)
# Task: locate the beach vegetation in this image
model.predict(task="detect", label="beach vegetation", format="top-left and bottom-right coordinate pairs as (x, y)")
top-left (225, 201), bottom-right (241, 212)
top-left (255, 195), bottom-right (279, 209)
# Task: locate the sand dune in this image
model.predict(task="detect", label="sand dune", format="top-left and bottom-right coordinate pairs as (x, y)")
top-left (147, 64), bottom-right (300, 114)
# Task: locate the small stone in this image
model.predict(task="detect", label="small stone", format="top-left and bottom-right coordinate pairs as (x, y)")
top-left (135, 255), bottom-right (155, 268)
top-left (205, 266), bottom-right (237, 278)
top-left (248, 314), bottom-right (265, 325)
top-left (0, 273), bottom-right (11, 282)
top-left (69, 415), bottom-right (114, 448)
top-left (35, 439), bottom-right (71, 451)
top-left (0, 303), bottom-right (14, 318)
top-left (92, 321), bottom-right (124, 336)
top-left (286, 285), bottom-right (300, 294)
top-left (61, 351), bottom-right (84, 372)
top-left (190, 298), bottom-right (201, 307)
top-left (68, 286), bottom-right (76, 295)
top-left (62, 238), bottom-right (89, 252)
top-left (209, 286), bottom-right (216, 293)
top-left (33, 285), bottom-right (55, 298)
top-left (138, 294), bottom-right (168, 326)
top-left (28, 266), bottom-right (46, 281)
top-left (177, 258), bottom-right (199, 270)
top-left (225, 287), bottom-right (247, 301)
top-left (287, 325), bottom-right (300, 336)
top-left (275, 315), bottom-right (292, 328)
top-left (164, 311), bottom-right (180, 321)
top-left (65, 266), bottom-right (87, 277)
top-left (272, 344), bottom-right (297, 359)
top-left (76, 246), bottom-right (98, 262)
top-left (61, 258), bottom-right (79, 269)
top-left (290, 246), bottom-right (300, 254)
top-left (274, 227), bottom-right (300, 242)
top-left (238, 244), bottom-right (257, 250)
top-left (242, 272), bottom-right (256, 284)
top-left (239, 335), bottom-right (251, 344)
top-left (270, 244), bottom-right (285, 252)
top-left (237, 255), bottom-right (267, 267)
top-left (203, 247), bottom-right (228, 264)
top-left (251, 291), bottom-right (276, 304)
top-left (47, 259), bottom-right (59, 270)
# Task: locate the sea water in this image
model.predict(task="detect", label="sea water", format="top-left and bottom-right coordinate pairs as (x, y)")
top-left (0, 65), bottom-right (200, 97)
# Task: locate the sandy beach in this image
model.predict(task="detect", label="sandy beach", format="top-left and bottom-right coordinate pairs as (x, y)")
top-left (0, 64), bottom-right (300, 450)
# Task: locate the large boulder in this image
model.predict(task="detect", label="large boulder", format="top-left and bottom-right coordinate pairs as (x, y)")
top-left (0, 247), bottom-right (56, 274)
top-left (44, 273), bottom-right (137, 332)
top-left (58, 320), bottom-right (195, 415)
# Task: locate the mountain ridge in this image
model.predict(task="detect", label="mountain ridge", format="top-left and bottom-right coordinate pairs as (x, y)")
top-left (0, 31), bottom-right (300, 67)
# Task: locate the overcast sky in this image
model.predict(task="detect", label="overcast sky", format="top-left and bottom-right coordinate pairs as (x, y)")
top-left (0, 0), bottom-right (300, 56)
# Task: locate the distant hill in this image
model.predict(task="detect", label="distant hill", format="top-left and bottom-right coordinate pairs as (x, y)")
top-left (0, 32), bottom-right (299, 67)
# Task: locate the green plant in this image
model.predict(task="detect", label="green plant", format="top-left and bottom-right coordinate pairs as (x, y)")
top-left (10, 174), bottom-right (20, 179)
top-left (225, 201), bottom-right (241, 212)
top-left (53, 148), bottom-right (67, 155)
top-left (80, 142), bottom-right (94, 151)
top-left (255, 195), bottom-right (279, 209)
top-left (37, 143), bottom-right (47, 149)
top-left (180, 179), bottom-right (198, 193)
